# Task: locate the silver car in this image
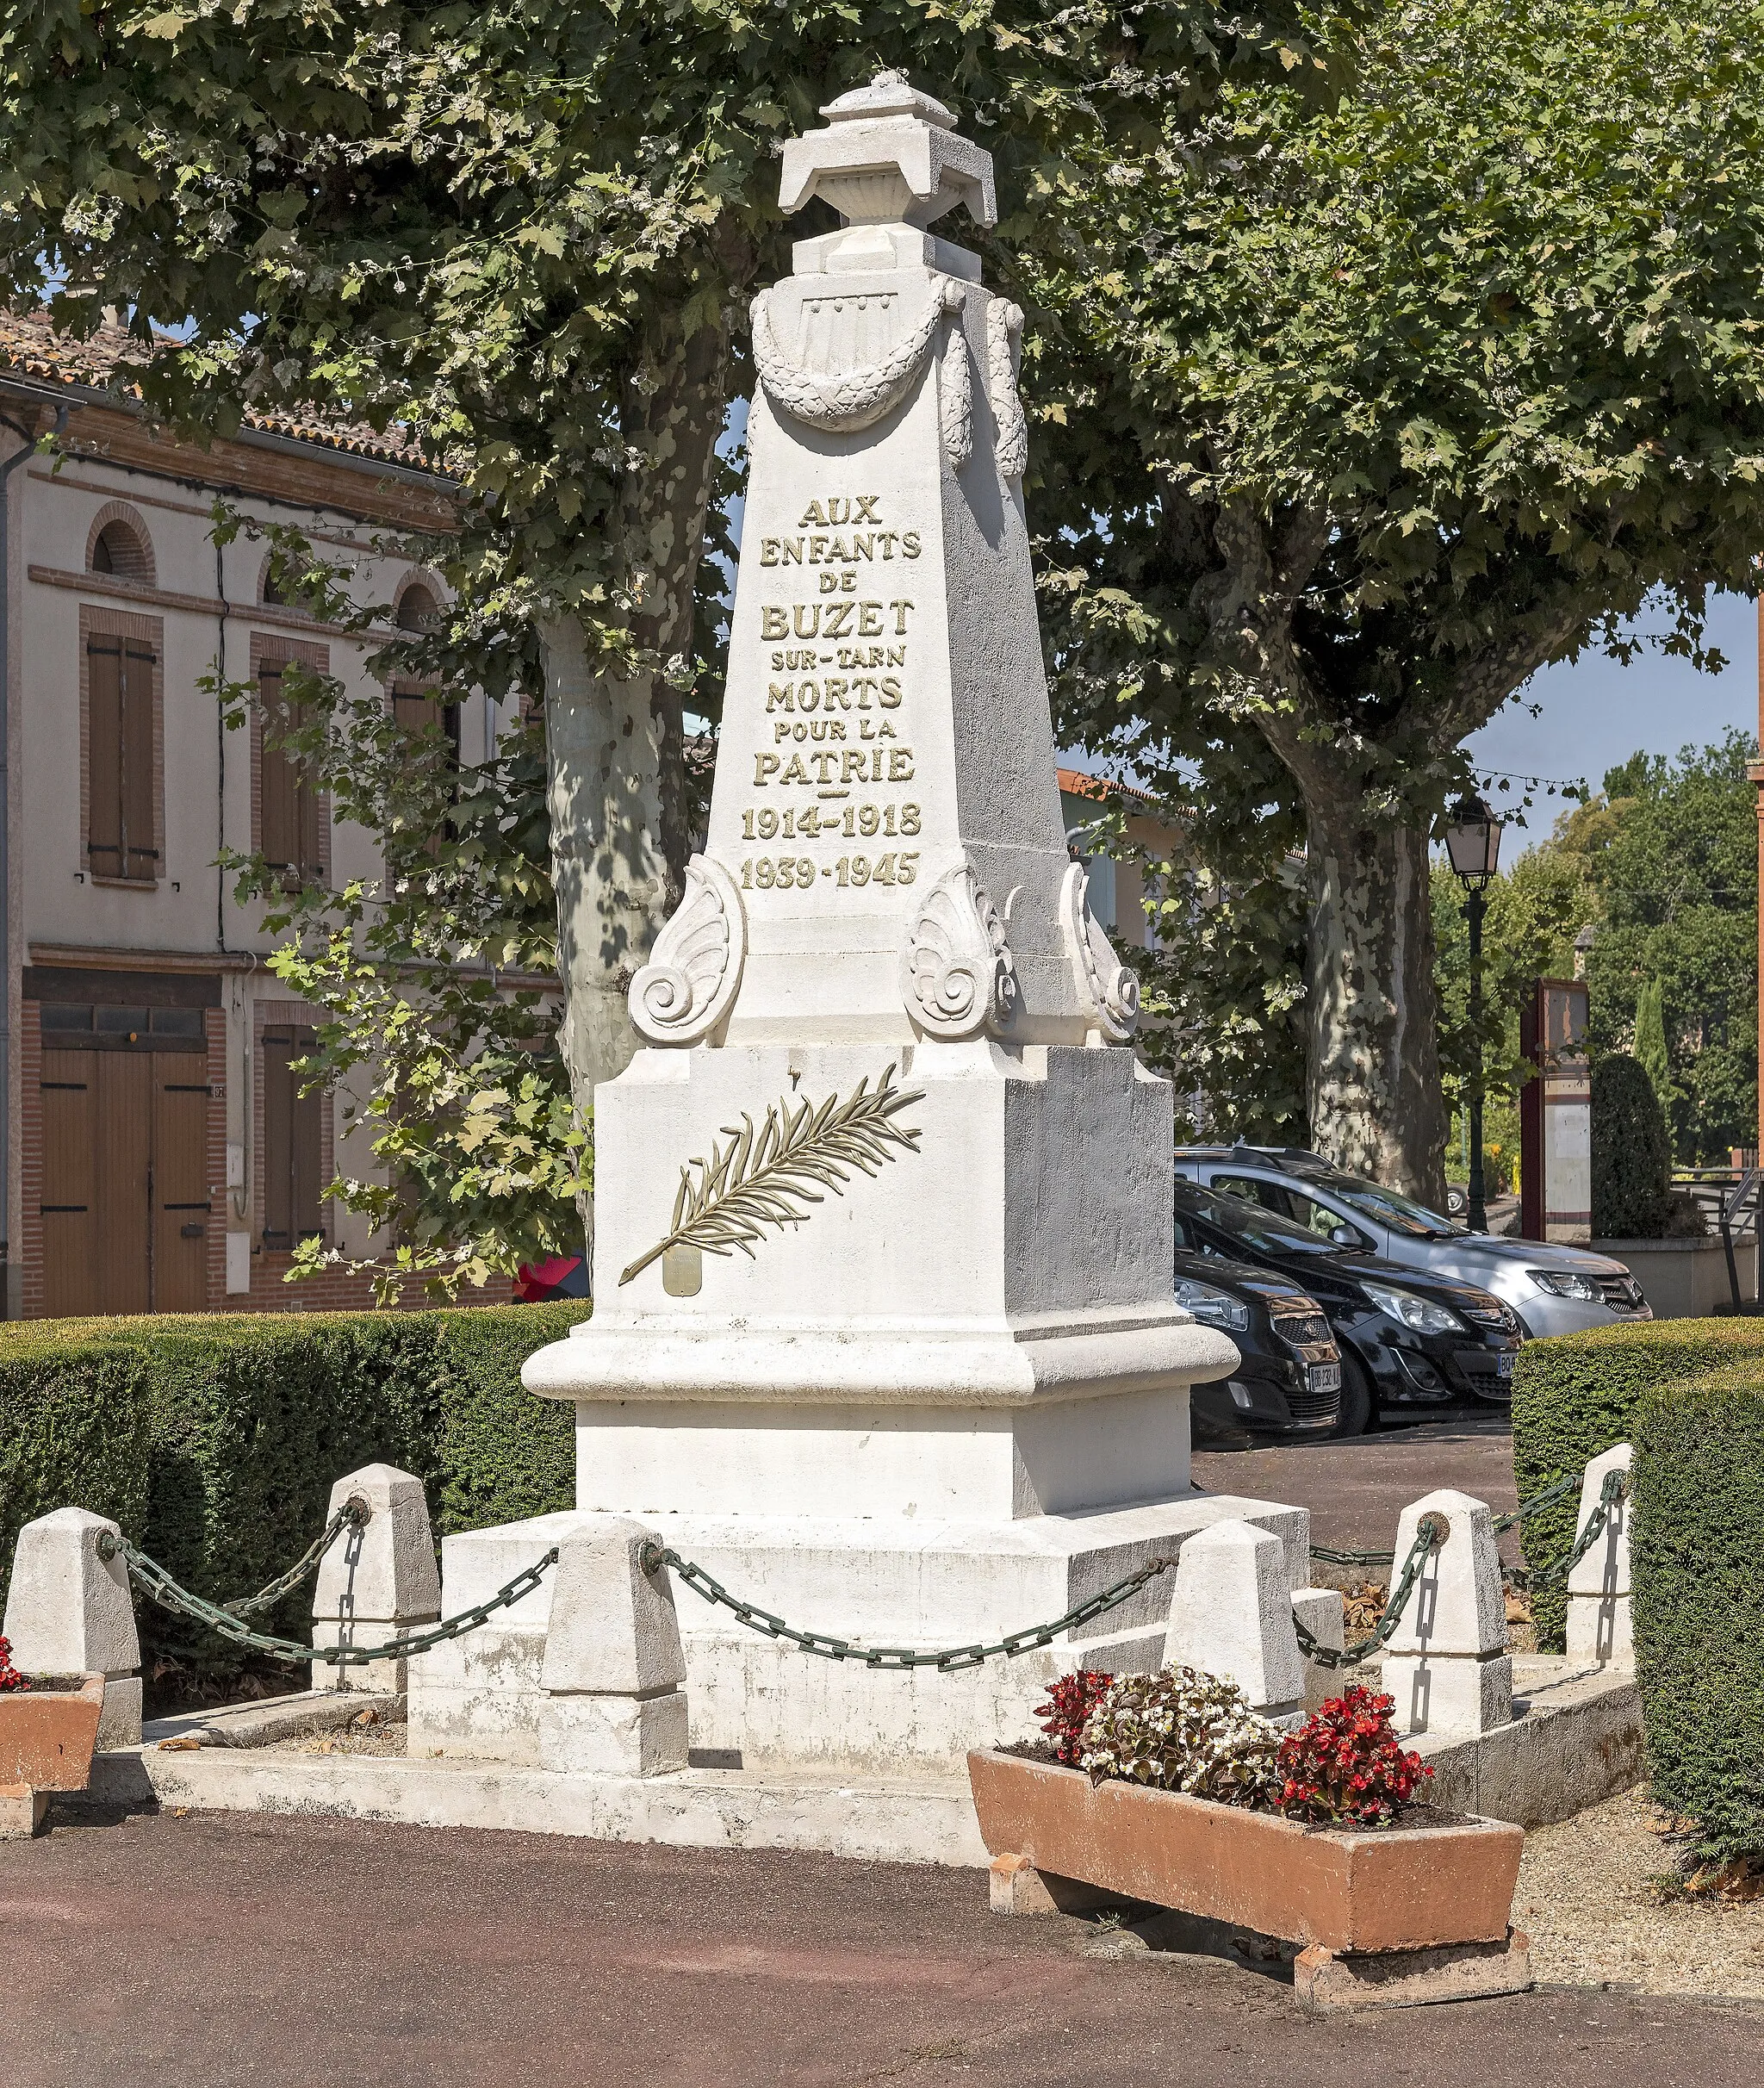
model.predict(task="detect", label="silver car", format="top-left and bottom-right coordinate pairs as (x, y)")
top-left (1172, 1146), bottom-right (1651, 1339)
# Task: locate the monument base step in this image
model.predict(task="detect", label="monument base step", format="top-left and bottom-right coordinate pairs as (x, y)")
top-left (90, 1740), bottom-right (985, 1867)
top-left (408, 1493), bottom-right (1310, 1774)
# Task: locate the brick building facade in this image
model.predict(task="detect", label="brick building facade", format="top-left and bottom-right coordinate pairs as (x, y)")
top-left (1, 314), bottom-right (523, 1317)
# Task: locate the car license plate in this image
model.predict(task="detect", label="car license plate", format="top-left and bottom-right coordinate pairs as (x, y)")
top-left (1308, 1363), bottom-right (1342, 1395)
top-left (1497, 1352), bottom-right (1516, 1378)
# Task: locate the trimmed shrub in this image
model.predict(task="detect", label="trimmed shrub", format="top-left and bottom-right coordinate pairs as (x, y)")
top-left (0, 1328), bottom-right (153, 1619)
top-left (0, 1304), bottom-right (587, 1692)
top-left (1632, 1365), bottom-right (1764, 1863)
top-left (1592, 1053), bottom-right (1672, 1239)
top-left (1512, 1319), bottom-right (1764, 1648)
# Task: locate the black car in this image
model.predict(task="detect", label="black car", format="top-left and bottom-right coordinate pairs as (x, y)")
top-left (1173, 1180), bottom-right (1522, 1436)
top-left (1174, 1248), bottom-right (1343, 1444)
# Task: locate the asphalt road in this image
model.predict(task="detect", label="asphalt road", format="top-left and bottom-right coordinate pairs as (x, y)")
top-left (8, 1807), bottom-right (1759, 2086)
top-left (1193, 1414), bottom-right (1525, 1566)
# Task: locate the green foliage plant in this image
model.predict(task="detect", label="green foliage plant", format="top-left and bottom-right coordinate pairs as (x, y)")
top-left (0, 1), bottom-right (1317, 1279)
top-left (1078, 1665), bottom-right (1283, 1804)
top-left (1034, 0), bottom-right (1764, 1200)
top-left (1631, 1364), bottom-right (1764, 1867)
top-left (1591, 1054), bottom-right (1674, 1240)
top-left (1582, 736), bottom-right (1760, 1164)
top-left (1512, 1319), bottom-right (1764, 1648)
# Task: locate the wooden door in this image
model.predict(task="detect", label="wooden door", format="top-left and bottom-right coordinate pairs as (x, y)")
top-left (96, 1054), bottom-right (152, 1315)
top-left (38, 1047), bottom-right (211, 1316)
top-left (152, 1056), bottom-right (211, 1311)
top-left (40, 1052), bottom-right (97, 1318)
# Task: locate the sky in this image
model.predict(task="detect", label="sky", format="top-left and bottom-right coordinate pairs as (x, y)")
top-left (1465, 591), bottom-right (1758, 850)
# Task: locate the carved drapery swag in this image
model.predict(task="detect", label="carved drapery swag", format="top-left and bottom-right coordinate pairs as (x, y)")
top-left (752, 278), bottom-right (973, 459)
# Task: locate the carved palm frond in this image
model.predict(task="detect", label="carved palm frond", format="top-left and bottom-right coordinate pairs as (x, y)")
top-left (618, 1063), bottom-right (926, 1287)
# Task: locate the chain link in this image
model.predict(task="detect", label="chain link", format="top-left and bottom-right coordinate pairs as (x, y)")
top-left (114, 1538), bottom-right (559, 1667)
top-left (642, 1541), bottom-right (1179, 1672)
top-left (1293, 1515), bottom-right (1444, 1670)
top-left (1307, 1470), bottom-right (1585, 1569)
top-left (221, 1498), bottom-right (370, 1619)
top-left (1521, 1467), bottom-right (1627, 1590)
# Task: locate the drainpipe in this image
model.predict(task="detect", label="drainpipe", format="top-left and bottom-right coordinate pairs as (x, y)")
top-left (0, 403), bottom-right (68, 1318)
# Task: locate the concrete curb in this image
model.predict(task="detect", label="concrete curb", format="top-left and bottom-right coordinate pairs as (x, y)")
top-left (90, 1745), bottom-right (990, 1866)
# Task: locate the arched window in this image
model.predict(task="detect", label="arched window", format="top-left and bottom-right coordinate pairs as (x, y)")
top-left (396, 581), bottom-right (440, 631)
top-left (89, 518), bottom-right (152, 583)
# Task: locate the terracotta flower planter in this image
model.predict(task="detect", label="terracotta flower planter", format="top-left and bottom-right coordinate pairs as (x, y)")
top-left (0, 1675), bottom-right (105, 1793)
top-left (968, 1749), bottom-right (1523, 1954)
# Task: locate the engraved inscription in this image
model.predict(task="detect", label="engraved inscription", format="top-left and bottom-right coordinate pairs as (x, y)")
top-left (743, 496), bottom-right (926, 884)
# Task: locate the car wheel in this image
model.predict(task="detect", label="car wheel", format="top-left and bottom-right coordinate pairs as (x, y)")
top-left (1330, 1356), bottom-right (1374, 1439)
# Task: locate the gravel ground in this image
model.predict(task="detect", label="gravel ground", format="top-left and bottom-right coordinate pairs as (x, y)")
top-left (1518, 1787), bottom-right (1764, 2000)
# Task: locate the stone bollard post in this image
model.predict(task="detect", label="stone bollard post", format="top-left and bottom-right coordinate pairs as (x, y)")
top-left (538, 1518), bottom-right (689, 1777)
top-left (1566, 1444), bottom-right (1632, 1667)
top-left (1380, 1488), bottom-right (1512, 1737)
top-left (3, 1507), bottom-right (142, 1749)
top-left (1165, 1519), bottom-right (1304, 1722)
top-left (1292, 1587), bottom-right (1347, 1711)
top-left (311, 1464), bottom-right (441, 1699)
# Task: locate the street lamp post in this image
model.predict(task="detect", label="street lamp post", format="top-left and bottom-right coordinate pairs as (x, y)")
top-left (1444, 794), bottom-right (1506, 1233)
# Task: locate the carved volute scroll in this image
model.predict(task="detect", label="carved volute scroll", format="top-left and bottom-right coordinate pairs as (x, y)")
top-left (629, 854), bottom-right (748, 1045)
top-left (1059, 861), bottom-right (1140, 1044)
top-left (900, 860), bottom-right (1017, 1041)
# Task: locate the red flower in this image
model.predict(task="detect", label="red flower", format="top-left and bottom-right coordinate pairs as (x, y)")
top-left (1275, 1684), bottom-right (1429, 1827)
top-left (1034, 1669), bottom-right (1114, 1767)
top-left (0, 1634), bottom-right (28, 1693)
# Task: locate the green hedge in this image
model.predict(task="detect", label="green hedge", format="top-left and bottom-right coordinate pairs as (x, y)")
top-left (0, 1304), bottom-right (587, 1688)
top-left (1512, 1319), bottom-right (1764, 1648)
top-left (1632, 1364), bottom-right (1764, 1863)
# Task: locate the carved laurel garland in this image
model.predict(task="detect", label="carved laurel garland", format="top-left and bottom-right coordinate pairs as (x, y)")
top-left (628, 854), bottom-right (748, 1045)
top-left (938, 289), bottom-right (973, 469)
top-left (900, 860), bottom-right (1017, 1040)
top-left (985, 298), bottom-right (1028, 481)
top-left (751, 278), bottom-right (966, 438)
top-left (1059, 861), bottom-right (1140, 1044)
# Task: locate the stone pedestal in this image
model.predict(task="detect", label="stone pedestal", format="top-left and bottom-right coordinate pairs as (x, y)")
top-left (1565, 1445), bottom-right (1632, 1668)
top-left (310, 1464), bottom-right (441, 1697)
top-left (421, 73), bottom-right (1304, 1775)
top-left (1382, 1490), bottom-right (1512, 1737)
top-left (3, 1507), bottom-right (141, 1749)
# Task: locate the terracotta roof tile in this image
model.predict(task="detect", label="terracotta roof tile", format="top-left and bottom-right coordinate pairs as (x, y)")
top-left (0, 308), bottom-right (436, 470)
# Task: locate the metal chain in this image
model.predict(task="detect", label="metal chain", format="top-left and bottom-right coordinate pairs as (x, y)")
top-left (1293, 1515), bottom-right (1443, 1670)
top-left (642, 1540), bottom-right (1179, 1673)
top-left (110, 1538), bottom-right (559, 1667)
top-left (222, 1499), bottom-right (370, 1619)
top-left (1520, 1467), bottom-right (1627, 1590)
top-left (1308, 1470), bottom-right (1585, 1569)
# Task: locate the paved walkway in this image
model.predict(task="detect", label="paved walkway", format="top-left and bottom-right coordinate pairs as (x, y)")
top-left (1194, 1415), bottom-right (1524, 1563)
top-left (7, 1808), bottom-right (1758, 2085)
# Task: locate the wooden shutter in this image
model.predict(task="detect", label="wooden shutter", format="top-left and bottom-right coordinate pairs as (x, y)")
top-left (121, 642), bottom-right (157, 877)
top-left (263, 1025), bottom-right (324, 1248)
top-left (87, 636), bottom-right (158, 880)
top-left (87, 637), bottom-right (123, 873)
top-left (259, 661), bottom-right (301, 881)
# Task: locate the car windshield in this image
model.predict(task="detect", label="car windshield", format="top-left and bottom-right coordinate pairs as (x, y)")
top-left (1175, 1184), bottom-right (1340, 1257)
top-left (1308, 1172), bottom-right (1463, 1238)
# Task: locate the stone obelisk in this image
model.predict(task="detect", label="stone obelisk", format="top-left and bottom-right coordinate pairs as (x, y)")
top-left (425, 76), bottom-right (1305, 1773)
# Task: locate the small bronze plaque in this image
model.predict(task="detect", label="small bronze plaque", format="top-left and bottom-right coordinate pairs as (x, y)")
top-left (662, 1242), bottom-right (704, 1296)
